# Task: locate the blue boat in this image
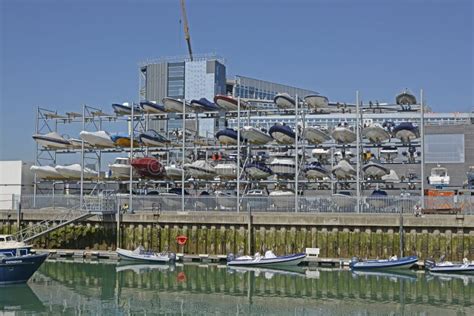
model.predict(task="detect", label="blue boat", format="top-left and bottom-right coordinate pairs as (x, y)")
top-left (392, 122), bottom-right (419, 144)
top-left (350, 256), bottom-right (418, 270)
top-left (269, 123), bottom-right (296, 144)
top-left (112, 103), bottom-right (142, 115)
top-left (227, 251), bottom-right (306, 267)
top-left (303, 161), bottom-right (330, 180)
top-left (215, 128), bottom-right (242, 145)
top-left (0, 235), bottom-right (48, 284)
top-left (139, 130), bottom-right (171, 147)
top-left (140, 101), bottom-right (166, 114)
top-left (190, 98), bottom-right (220, 112)
top-left (425, 258), bottom-right (474, 274)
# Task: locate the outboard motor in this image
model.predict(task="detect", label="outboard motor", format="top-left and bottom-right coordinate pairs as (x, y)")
top-left (168, 252), bottom-right (177, 262)
top-left (227, 253), bottom-right (235, 262)
top-left (424, 259), bottom-right (435, 269)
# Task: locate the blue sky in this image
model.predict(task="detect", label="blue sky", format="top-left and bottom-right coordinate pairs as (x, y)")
top-left (0, 0), bottom-right (472, 161)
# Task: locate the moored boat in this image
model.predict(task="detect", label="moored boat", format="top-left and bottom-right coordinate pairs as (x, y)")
top-left (227, 251), bottom-right (306, 267)
top-left (116, 246), bottom-right (175, 263)
top-left (350, 255), bottom-right (418, 270)
top-left (425, 258), bottom-right (474, 274)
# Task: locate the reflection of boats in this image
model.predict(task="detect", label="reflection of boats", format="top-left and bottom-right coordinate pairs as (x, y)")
top-left (304, 94), bottom-right (329, 108)
top-left (350, 256), bottom-right (418, 270)
top-left (362, 123), bottom-right (390, 144)
top-left (140, 100), bottom-right (166, 113)
top-left (214, 95), bottom-right (249, 111)
top-left (269, 123), bottom-right (296, 144)
top-left (162, 97), bottom-right (192, 113)
top-left (332, 160), bottom-right (356, 180)
top-left (270, 157), bottom-right (296, 178)
top-left (332, 122), bottom-right (356, 144)
top-left (184, 160), bottom-right (216, 180)
top-left (131, 157), bottom-right (165, 178)
top-left (116, 263), bottom-right (172, 273)
top-left (228, 265), bottom-right (306, 279)
top-left (274, 93), bottom-right (295, 109)
top-left (215, 128), bottom-right (240, 145)
top-left (333, 191), bottom-right (356, 208)
top-left (352, 269), bottom-right (418, 281)
top-left (302, 126), bottom-right (332, 144)
top-left (0, 284), bottom-right (45, 311)
top-left (227, 251), bottom-right (306, 267)
top-left (108, 158), bottom-right (136, 179)
top-left (362, 161), bottom-right (390, 179)
top-left (241, 126), bottom-right (273, 145)
top-left (304, 161), bottom-right (330, 180)
top-left (366, 189), bottom-right (389, 208)
top-left (425, 258), bottom-right (474, 274)
top-left (139, 130), bottom-right (171, 147)
top-left (116, 246), bottom-right (175, 263)
top-left (30, 165), bottom-right (65, 180)
top-left (55, 164), bottom-right (98, 180)
top-left (112, 102), bottom-right (142, 115)
top-left (190, 98), bottom-right (220, 112)
top-left (0, 235), bottom-right (48, 284)
top-left (244, 162), bottom-right (272, 180)
top-left (392, 122), bottom-right (419, 144)
top-left (79, 131), bottom-right (115, 148)
top-left (428, 165), bottom-right (450, 187)
top-left (32, 132), bottom-right (71, 149)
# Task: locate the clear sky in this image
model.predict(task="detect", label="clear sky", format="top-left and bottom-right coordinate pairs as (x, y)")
top-left (0, 0), bottom-right (472, 161)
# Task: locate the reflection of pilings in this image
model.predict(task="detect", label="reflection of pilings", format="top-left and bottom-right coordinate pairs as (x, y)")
top-left (39, 261), bottom-right (474, 308)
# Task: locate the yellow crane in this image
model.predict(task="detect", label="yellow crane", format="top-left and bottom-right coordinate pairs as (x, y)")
top-left (179, 0), bottom-right (193, 61)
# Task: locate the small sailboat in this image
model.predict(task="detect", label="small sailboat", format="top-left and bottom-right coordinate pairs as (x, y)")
top-left (116, 246), bottom-right (175, 263)
top-left (350, 255), bottom-right (418, 270)
top-left (331, 160), bottom-right (356, 180)
top-left (269, 157), bottom-right (296, 178)
top-left (366, 189), bottom-right (389, 208)
top-left (392, 122), bottom-right (419, 144)
top-left (214, 95), bottom-right (249, 111)
top-left (184, 160), bottom-right (216, 180)
top-left (131, 157), bottom-right (165, 178)
top-left (30, 165), bottom-right (65, 180)
top-left (332, 122), bottom-right (356, 144)
top-left (112, 102), bottom-right (142, 115)
top-left (140, 101), bottom-right (166, 114)
top-left (110, 134), bottom-right (140, 147)
top-left (362, 123), bottom-right (390, 144)
top-left (301, 126), bottom-right (332, 145)
top-left (273, 93), bottom-right (295, 109)
top-left (32, 132), bottom-right (71, 149)
top-left (240, 126), bottom-right (273, 145)
top-left (190, 98), bottom-right (220, 112)
top-left (304, 94), bottom-right (329, 109)
top-left (215, 128), bottom-right (241, 145)
top-left (428, 165), bottom-right (450, 187)
top-left (162, 97), bottom-right (193, 113)
top-left (55, 164), bottom-right (98, 180)
top-left (108, 157), bottom-right (137, 179)
top-left (79, 131), bottom-right (115, 148)
top-left (244, 162), bottom-right (273, 180)
top-left (227, 250), bottom-right (306, 267)
top-left (425, 258), bottom-right (474, 274)
top-left (269, 123), bottom-right (296, 144)
top-left (362, 161), bottom-right (390, 179)
top-left (139, 130), bottom-right (171, 147)
top-left (304, 161), bottom-right (330, 180)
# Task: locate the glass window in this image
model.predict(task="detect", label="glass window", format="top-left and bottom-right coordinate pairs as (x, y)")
top-left (425, 134), bottom-right (465, 163)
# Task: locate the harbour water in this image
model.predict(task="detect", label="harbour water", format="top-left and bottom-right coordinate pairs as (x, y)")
top-left (1, 260), bottom-right (473, 315)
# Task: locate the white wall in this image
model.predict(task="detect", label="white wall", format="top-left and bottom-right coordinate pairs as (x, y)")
top-left (0, 161), bottom-right (33, 210)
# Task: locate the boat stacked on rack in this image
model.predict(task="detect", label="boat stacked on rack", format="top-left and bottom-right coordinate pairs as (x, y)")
top-left (303, 161), bottom-right (330, 180)
top-left (215, 128), bottom-right (241, 145)
top-left (333, 191), bottom-right (356, 208)
top-left (110, 134), bottom-right (140, 147)
top-left (392, 122), bottom-right (419, 144)
top-left (140, 101), bottom-right (166, 114)
top-left (55, 164), bottom-right (98, 180)
top-left (304, 94), bottom-right (329, 109)
top-left (108, 158), bottom-right (137, 179)
top-left (273, 93), bottom-right (295, 109)
top-left (311, 148), bottom-right (330, 163)
top-left (214, 161), bottom-right (238, 180)
top-left (112, 102), bottom-right (142, 115)
top-left (184, 160), bottom-right (216, 180)
top-left (240, 126), bottom-right (273, 145)
top-left (79, 131), bottom-right (115, 148)
top-left (269, 123), bottom-right (296, 144)
top-left (139, 130), bottom-right (171, 147)
top-left (244, 162), bottom-right (273, 180)
top-left (131, 157), bottom-right (165, 179)
top-left (214, 95), bottom-right (249, 111)
top-left (362, 122), bottom-right (391, 144)
top-left (428, 165), bottom-right (450, 187)
top-left (30, 165), bottom-right (65, 180)
top-left (190, 98), bottom-right (220, 112)
top-left (366, 189), bottom-right (389, 208)
top-left (32, 132), bottom-right (71, 149)
top-left (269, 189), bottom-right (295, 207)
top-left (380, 145), bottom-right (398, 162)
top-left (332, 122), bottom-right (356, 144)
top-left (331, 160), bottom-right (356, 180)
top-left (301, 125), bottom-right (332, 145)
top-left (164, 164), bottom-right (186, 180)
top-left (162, 97), bottom-right (193, 113)
top-left (269, 156), bottom-right (296, 178)
top-left (362, 160), bottom-right (390, 179)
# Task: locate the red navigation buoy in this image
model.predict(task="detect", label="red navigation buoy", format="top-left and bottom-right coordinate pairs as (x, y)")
top-left (176, 235), bottom-right (188, 246)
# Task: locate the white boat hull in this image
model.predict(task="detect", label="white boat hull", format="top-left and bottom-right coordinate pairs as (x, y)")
top-left (217, 135), bottom-right (238, 145)
top-left (215, 164), bottom-right (238, 179)
top-left (270, 162), bottom-right (296, 178)
top-left (363, 126), bottom-right (390, 144)
top-left (303, 127), bottom-right (331, 144)
top-left (241, 127), bottom-right (272, 145)
top-left (165, 166), bottom-right (185, 180)
top-left (305, 169), bottom-right (328, 180)
top-left (116, 248), bottom-right (172, 263)
top-left (395, 130), bottom-right (417, 143)
top-left (364, 165), bottom-right (390, 178)
top-left (109, 164), bottom-right (135, 179)
top-left (304, 95), bottom-right (329, 108)
top-left (79, 131), bottom-right (115, 148)
top-left (271, 132), bottom-right (295, 144)
top-left (163, 98), bottom-right (192, 113)
top-left (30, 165), bottom-right (64, 180)
top-left (227, 253), bottom-right (306, 267)
top-left (55, 164), bottom-right (98, 180)
top-left (333, 194), bottom-right (356, 208)
top-left (245, 167), bottom-right (271, 180)
top-left (332, 127), bottom-right (356, 144)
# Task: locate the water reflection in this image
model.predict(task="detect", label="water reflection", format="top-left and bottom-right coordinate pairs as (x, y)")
top-left (0, 260), bottom-right (472, 315)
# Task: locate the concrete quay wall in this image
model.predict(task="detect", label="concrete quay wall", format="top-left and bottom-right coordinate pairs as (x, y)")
top-left (1, 210), bottom-right (473, 261)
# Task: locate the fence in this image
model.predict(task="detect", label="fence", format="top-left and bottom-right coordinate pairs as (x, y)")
top-left (12, 194), bottom-right (474, 215)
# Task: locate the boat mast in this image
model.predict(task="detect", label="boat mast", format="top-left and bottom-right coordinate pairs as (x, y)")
top-left (179, 0), bottom-right (193, 61)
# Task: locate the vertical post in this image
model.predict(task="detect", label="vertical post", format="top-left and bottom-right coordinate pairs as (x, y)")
top-left (80, 105), bottom-right (85, 209)
top-left (420, 89), bottom-right (425, 209)
top-left (182, 99), bottom-right (186, 213)
top-left (15, 194), bottom-right (20, 229)
top-left (116, 196), bottom-right (121, 249)
top-left (294, 94), bottom-right (299, 213)
top-left (237, 97), bottom-right (241, 213)
top-left (129, 104), bottom-right (134, 213)
top-left (399, 206), bottom-right (404, 257)
top-left (355, 91), bottom-right (360, 213)
top-left (33, 107), bottom-right (39, 208)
